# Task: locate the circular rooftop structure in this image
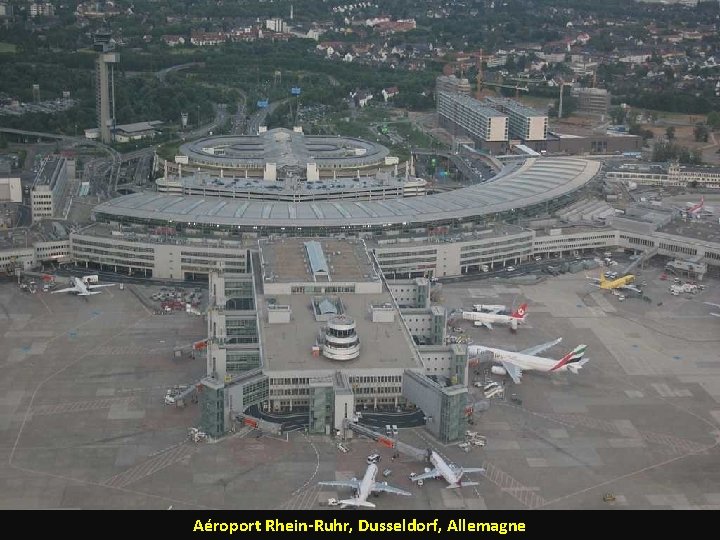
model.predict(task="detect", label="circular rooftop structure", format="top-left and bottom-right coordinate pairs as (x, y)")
top-left (177, 128), bottom-right (390, 175)
top-left (323, 315), bottom-right (360, 361)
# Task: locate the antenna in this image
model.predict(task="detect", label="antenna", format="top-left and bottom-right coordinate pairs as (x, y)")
top-left (475, 49), bottom-right (484, 99)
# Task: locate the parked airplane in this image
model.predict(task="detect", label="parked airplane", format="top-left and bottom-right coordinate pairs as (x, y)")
top-left (705, 302), bottom-right (720, 318)
top-left (588, 272), bottom-right (642, 294)
top-left (318, 463), bottom-right (411, 508)
top-left (467, 338), bottom-right (588, 384)
top-left (683, 196), bottom-right (714, 218)
top-left (51, 276), bottom-right (116, 296)
top-left (462, 304), bottom-right (528, 330)
top-left (411, 450), bottom-right (485, 488)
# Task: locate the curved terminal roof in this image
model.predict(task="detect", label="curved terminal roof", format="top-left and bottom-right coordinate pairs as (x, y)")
top-left (178, 128), bottom-right (390, 170)
top-left (95, 157), bottom-right (600, 228)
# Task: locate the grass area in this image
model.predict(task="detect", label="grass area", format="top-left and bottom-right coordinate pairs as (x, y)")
top-left (392, 121), bottom-right (435, 148)
top-left (156, 140), bottom-right (181, 161)
top-left (0, 42), bottom-right (17, 53)
top-left (170, 48), bottom-right (199, 55)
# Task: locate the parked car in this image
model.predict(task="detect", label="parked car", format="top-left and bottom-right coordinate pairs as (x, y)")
top-left (367, 453), bottom-right (381, 464)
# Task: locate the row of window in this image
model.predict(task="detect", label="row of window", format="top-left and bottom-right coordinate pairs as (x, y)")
top-left (182, 251), bottom-right (245, 259)
top-left (349, 375), bottom-right (402, 384)
top-left (73, 238), bottom-right (154, 253)
top-left (376, 249), bottom-right (437, 258)
top-left (270, 388), bottom-right (311, 396)
top-left (270, 377), bottom-right (311, 386)
top-left (73, 247), bottom-right (153, 261)
top-left (353, 386), bottom-right (402, 394)
top-left (290, 285), bottom-right (356, 294)
top-left (459, 238), bottom-right (533, 252)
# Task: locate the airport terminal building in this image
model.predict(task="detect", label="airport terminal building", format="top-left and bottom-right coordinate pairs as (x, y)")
top-left (197, 238), bottom-right (470, 443)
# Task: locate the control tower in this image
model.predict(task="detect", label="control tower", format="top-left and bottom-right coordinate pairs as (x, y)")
top-left (94, 30), bottom-right (119, 144)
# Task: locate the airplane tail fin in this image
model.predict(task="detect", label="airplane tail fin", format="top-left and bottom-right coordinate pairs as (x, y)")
top-left (339, 498), bottom-right (376, 508)
top-left (550, 345), bottom-right (587, 371)
top-left (567, 357), bottom-right (590, 374)
top-left (511, 303), bottom-right (528, 319)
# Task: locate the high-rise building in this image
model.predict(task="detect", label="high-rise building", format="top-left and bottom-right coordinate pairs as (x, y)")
top-left (94, 31), bottom-right (119, 144)
top-left (435, 74), bottom-right (472, 99)
top-left (571, 87), bottom-right (611, 116)
top-left (484, 97), bottom-right (548, 141)
top-left (437, 92), bottom-right (508, 147)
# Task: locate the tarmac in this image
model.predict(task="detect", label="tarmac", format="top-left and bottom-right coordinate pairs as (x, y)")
top-left (1, 260), bottom-right (720, 509)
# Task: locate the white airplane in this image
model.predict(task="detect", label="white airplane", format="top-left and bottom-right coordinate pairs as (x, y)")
top-left (463, 303), bottom-right (528, 330)
top-left (411, 450), bottom-right (485, 489)
top-left (677, 196), bottom-right (714, 218)
top-left (318, 463), bottom-right (411, 508)
top-left (467, 338), bottom-right (588, 384)
top-left (51, 276), bottom-right (116, 296)
top-left (705, 302), bottom-right (720, 318)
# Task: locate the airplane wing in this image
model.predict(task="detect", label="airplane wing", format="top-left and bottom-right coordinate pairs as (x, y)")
top-left (622, 284), bottom-right (642, 293)
top-left (520, 338), bottom-right (562, 357)
top-left (499, 361), bottom-right (523, 384)
top-left (371, 482), bottom-right (412, 496)
top-left (459, 467), bottom-right (486, 475)
top-left (318, 479), bottom-right (361, 490)
top-left (411, 469), bottom-right (439, 482)
top-left (483, 322), bottom-right (492, 330)
top-left (51, 287), bottom-right (78, 294)
top-left (78, 292), bottom-right (102, 296)
top-left (86, 284), bottom-right (116, 289)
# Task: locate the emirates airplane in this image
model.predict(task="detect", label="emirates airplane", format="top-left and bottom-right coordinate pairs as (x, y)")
top-left (467, 338), bottom-right (588, 384)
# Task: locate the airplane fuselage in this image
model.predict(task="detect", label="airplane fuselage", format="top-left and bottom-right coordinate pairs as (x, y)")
top-left (357, 463), bottom-right (378, 503)
top-left (466, 311), bottom-right (517, 325)
top-left (468, 346), bottom-right (566, 373)
top-left (600, 275), bottom-right (635, 289)
top-left (71, 277), bottom-right (90, 294)
top-left (430, 451), bottom-right (461, 485)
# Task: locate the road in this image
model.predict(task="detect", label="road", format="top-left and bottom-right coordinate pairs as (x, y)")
top-left (155, 62), bottom-right (205, 84)
top-left (246, 99), bottom-right (288, 135)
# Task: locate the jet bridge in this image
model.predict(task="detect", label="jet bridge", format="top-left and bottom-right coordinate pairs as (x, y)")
top-left (621, 246), bottom-right (658, 276)
top-left (343, 420), bottom-right (427, 462)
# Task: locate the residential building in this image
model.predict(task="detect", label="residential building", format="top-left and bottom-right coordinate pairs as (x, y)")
top-left (437, 91), bottom-right (509, 151)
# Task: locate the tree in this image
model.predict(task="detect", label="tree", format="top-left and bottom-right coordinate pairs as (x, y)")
top-left (666, 126), bottom-right (675, 141)
top-left (693, 123), bottom-right (709, 142)
top-left (707, 111), bottom-right (720, 130)
top-left (609, 106), bottom-right (626, 125)
top-left (690, 148), bottom-right (703, 165)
